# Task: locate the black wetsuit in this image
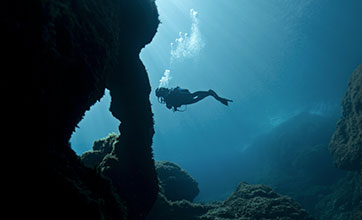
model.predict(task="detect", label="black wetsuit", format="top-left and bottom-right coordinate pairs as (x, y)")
top-left (164, 87), bottom-right (190, 110)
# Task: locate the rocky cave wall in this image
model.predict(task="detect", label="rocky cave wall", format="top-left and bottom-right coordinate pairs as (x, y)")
top-left (329, 63), bottom-right (362, 171)
top-left (1, 0), bottom-right (160, 219)
top-left (328, 63), bottom-right (362, 220)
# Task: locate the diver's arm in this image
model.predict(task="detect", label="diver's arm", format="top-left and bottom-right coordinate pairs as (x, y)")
top-left (166, 102), bottom-right (177, 111)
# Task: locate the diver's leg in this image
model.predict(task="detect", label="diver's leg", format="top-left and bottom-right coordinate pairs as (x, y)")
top-left (187, 91), bottom-right (211, 104)
top-left (208, 89), bottom-right (233, 106)
top-left (208, 89), bottom-right (218, 99)
top-left (185, 90), bottom-right (232, 106)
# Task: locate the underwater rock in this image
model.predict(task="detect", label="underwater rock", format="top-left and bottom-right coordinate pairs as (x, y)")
top-left (81, 134), bottom-right (202, 218)
top-left (329, 63), bottom-right (362, 171)
top-left (48, 144), bottom-right (127, 220)
top-left (81, 135), bottom-right (199, 204)
top-left (5, 0), bottom-right (160, 219)
top-left (81, 134), bottom-right (201, 216)
top-left (201, 182), bottom-right (316, 220)
top-left (147, 159), bottom-right (315, 220)
top-left (147, 193), bottom-right (214, 220)
top-left (80, 133), bottom-right (118, 169)
top-left (95, 3), bottom-right (161, 216)
top-left (322, 63), bottom-right (362, 220)
top-left (97, 2), bottom-right (160, 217)
top-left (99, 130), bottom-right (159, 219)
top-left (156, 161), bottom-right (200, 202)
top-left (148, 182), bottom-right (316, 220)
top-left (80, 130), bottom-right (160, 219)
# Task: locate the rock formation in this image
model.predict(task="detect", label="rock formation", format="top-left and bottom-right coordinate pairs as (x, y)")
top-left (81, 135), bottom-right (315, 220)
top-left (147, 193), bottom-right (213, 220)
top-left (329, 63), bottom-right (362, 171)
top-left (155, 161), bottom-right (200, 202)
top-left (326, 63), bottom-right (362, 220)
top-left (200, 182), bottom-right (316, 220)
top-left (81, 133), bottom-right (118, 169)
top-left (81, 135), bottom-right (204, 219)
top-left (147, 179), bottom-right (316, 220)
top-left (81, 134), bottom-right (202, 216)
top-left (3, 0), bottom-right (160, 219)
top-left (81, 136), bottom-right (200, 203)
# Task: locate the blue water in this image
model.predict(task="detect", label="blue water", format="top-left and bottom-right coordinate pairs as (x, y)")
top-left (71, 0), bottom-right (362, 201)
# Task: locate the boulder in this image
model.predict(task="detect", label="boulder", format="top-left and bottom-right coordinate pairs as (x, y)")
top-left (156, 161), bottom-right (200, 202)
top-left (201, 182), bottom-right (316, 220)
top-left (80, 133), bottom-right (117, 169)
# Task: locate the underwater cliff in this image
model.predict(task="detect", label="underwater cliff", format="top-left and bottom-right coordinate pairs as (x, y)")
top-left (330, 64), bottom-right (362, 172)
top-left (327, 63), bottom-right (362, 220)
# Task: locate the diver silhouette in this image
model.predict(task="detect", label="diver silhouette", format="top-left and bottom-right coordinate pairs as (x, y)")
top-left (156, 86), bottom-right (233, 111)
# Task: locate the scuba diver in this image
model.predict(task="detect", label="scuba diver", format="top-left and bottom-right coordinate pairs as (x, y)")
top-left (156, 86), bottom-right (233, 112)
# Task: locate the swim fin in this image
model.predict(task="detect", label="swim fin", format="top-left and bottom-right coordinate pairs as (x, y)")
top-left (208, 89), bottom-right (232, 106)
top-left (218, 97), bottom-right (233, 106)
